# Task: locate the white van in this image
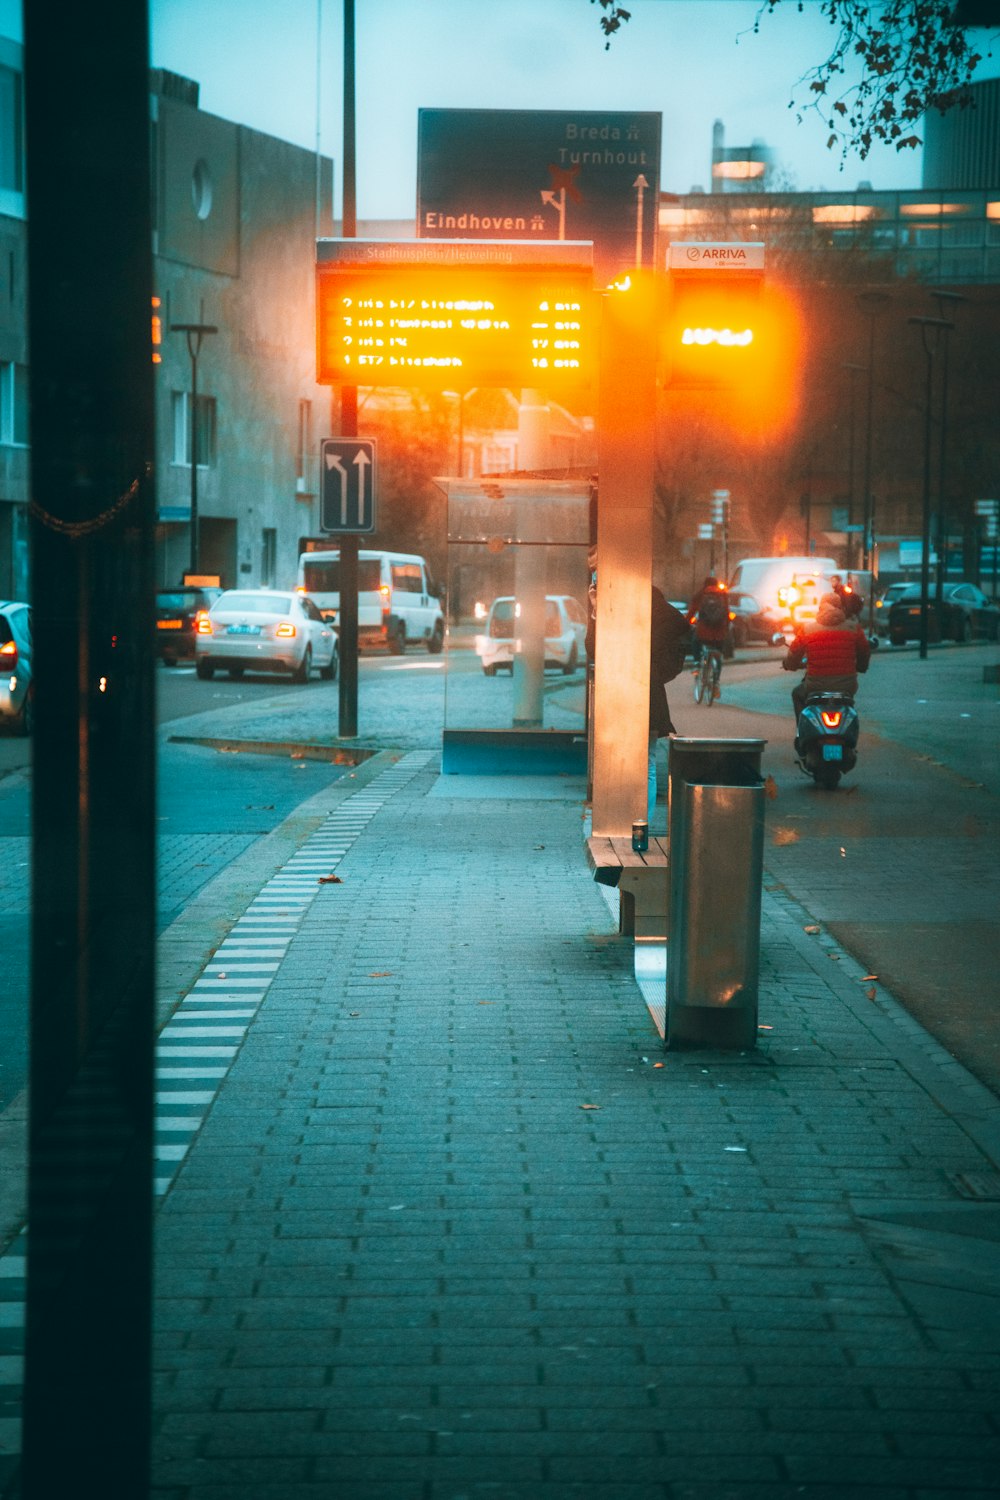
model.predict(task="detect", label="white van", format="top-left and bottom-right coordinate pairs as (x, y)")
top-left (297, 548), bottom-right (444, 654)
top-left (727, 556), bottom-right (838, 627)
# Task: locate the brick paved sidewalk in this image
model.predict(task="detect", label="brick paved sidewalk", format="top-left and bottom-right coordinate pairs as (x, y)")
top-left (150, 753), bottom-right (1000, 1500)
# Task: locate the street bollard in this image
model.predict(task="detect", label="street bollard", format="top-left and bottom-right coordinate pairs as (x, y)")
top-left (665, 738), bottom-right (766, 1049)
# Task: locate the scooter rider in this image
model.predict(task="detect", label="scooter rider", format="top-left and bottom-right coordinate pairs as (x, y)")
top-left (782, 591), bottom-right (871, 719)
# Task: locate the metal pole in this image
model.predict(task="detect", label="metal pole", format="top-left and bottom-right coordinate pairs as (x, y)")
top-left (22, 1), bottom-right (156, 1492)
top-left (338, 0), bottom-right (359, 737)
top-left (857, 292), bottom-right (890, 575)
top-left (931, 290), bottom-right (965, 600)
top-left (843, 362), bottom-right (865, 571)
top-left (909, 316), bottom-right (954, 661)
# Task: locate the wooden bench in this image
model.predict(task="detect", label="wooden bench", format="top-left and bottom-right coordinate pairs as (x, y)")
top-left (585, 835), bottom-right (670, 940)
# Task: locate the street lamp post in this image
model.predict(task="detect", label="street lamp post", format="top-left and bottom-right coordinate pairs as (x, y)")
top-left (857, 291), bottom-right (890, 640)
top-left (842, 362), bottom-right (866, 571)
top-left (171, 320), bottom-right (217, 576)
top-left (909, 316), bottom-right (954, 661)
top-left (930, 289), bottom-right (966, 601)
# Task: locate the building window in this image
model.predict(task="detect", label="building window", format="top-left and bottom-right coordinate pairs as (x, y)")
top-left (0, 360), bottom-right (28, 446)
top-left (171, 390), bottom-right (217, 466)
top-left (297, 398), bottom-right (312, 483)
top-left (0, 64), bottom-right (23, 195)
top-left (261, 527), bottom-right (277, 587)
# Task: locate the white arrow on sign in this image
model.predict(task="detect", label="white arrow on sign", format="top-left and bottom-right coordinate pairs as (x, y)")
top-left (325, 449), bottom-right (349, 526)
top-left (540, 187), bottom-right (566, 241)
top-left (352, 446), bottom-right (371, 527)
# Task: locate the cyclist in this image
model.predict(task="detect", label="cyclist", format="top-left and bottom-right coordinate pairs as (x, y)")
top-left (689, 575), bottom-right (731, 695)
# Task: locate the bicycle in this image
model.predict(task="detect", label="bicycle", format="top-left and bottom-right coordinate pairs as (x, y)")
top-left (693, 646), bottom-right (722, 705)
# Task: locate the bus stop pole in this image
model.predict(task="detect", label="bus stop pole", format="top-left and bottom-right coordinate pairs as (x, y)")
top-left (591, 274), bottom-right (657, 836)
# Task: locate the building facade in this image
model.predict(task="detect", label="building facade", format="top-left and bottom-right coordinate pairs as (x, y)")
top-left (0, 51), bottom-right (335, 601)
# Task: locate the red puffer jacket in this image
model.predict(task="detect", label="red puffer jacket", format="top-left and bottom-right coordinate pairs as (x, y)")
top-left (783, 597), bottom-right (871, 678)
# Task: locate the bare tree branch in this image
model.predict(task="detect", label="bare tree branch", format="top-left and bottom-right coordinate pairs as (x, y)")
top-left (592, 0), bottom-right (995, 160)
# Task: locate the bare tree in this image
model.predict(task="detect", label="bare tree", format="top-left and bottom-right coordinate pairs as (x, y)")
top-left (590, 0), bottom-right (994, 161)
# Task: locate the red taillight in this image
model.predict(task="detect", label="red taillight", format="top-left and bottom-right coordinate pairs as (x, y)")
top-left (821, 710), bottom-right (843, 729)
top-left (275, 622), bottom-right (297, 639)
top-left (0, 639), bottom-right (16, 669)
top-left (195, 613), bottom-right (212, 635)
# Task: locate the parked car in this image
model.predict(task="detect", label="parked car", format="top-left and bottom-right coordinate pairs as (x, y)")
top-left (0, 600), bottom-right (32, 735)
top-left (155, 584), bottom-right (223, 664)
top-left (873, 581), bottom-right (911, 635)
top-left (728, 590), bottom-right (786, 647)
top-left (476, 594), bottom-right (588, 676)
top-left (886, 581), bottom-right (1000, 646)
top-left (297, 548), bottom-right (444, 654)
top-left (194, 590), bottom-right (339, 682)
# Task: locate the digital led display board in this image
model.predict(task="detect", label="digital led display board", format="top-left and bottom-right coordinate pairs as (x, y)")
top-left (316, 239), bottom-right (595, 389)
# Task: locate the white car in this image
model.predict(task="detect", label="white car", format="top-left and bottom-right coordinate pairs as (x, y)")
top-left (194, 590), bottom-right (338, 682)
top-left (0, 600), bottom-right (32, 735)
top-left (476, 594), bottom-right (588, 676)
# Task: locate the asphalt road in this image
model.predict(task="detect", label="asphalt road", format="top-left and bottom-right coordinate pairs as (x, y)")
top-left (697, 641), bottom-right (1000, 1098)
top-left (1, 639), bottom-right (998, 1107)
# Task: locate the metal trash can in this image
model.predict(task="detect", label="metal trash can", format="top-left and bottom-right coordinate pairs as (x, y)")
top-left (666, 738), bottom-right (766, 1049)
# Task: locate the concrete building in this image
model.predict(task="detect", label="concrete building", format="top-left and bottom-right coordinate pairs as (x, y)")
top-left (0, 47), bottom-right (335, 600)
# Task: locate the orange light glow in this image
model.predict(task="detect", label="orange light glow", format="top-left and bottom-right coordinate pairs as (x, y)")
top-left (899, 201), bottom-right (971, 217)
top-left (195, 615), bottom-right (213, 635)
top-left (0, 640), bottom-right (17, 667)
top-left (151, 296), bottom-right (162, 365)
top-left (812, 204), bottom-right (878, 225)
top-left (821, 710), bottom-right (843, 729)
top-left (712, 160), bottom-right (766, 181)
top-left (316, 259), bottom-right (596, 389)
top-left (681, 326), bottom-right (754, 347)
top-left (275, 622), bottom-right (297, 639)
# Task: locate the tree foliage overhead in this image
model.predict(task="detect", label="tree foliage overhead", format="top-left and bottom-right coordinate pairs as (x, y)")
top-left (591, 0), bottom-right (992, 161)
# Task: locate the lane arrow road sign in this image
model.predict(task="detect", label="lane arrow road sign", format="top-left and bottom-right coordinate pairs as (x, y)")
top-left (321, 438), bottom-right (377, 534)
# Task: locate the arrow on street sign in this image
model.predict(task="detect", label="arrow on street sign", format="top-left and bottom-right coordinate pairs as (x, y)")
top-left (321, 438), bottom-right (376, 534)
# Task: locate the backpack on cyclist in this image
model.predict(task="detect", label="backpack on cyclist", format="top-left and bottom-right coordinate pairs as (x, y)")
top-left (698, 591), bottom-right (727, 629)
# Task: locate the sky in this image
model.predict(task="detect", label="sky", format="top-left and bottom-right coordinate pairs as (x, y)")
top-left (142, 0), bottom-right (972, 217)
top-left (3, 0), bottom-right (996, 216)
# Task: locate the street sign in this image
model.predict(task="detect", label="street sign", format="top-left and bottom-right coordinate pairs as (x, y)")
top-left (416, 109), bottom-right (662, 282)
top-left (316, 239), bottom-right (596, 389)
top-left (320, 438), bottom-right (376, 534)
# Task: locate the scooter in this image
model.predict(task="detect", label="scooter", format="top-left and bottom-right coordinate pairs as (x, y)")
top-left (794, 691), bottom-right (860, 790)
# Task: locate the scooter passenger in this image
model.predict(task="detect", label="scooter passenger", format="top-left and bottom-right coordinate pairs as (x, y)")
top-left (782, 591), bottom-right (871, 719)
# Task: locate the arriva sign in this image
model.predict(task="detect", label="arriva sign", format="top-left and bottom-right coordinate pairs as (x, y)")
top-left (667, 242), bottom-right (766, 272)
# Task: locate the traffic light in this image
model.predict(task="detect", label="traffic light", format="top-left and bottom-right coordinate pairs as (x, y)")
top-left (663, 243), bottom-right (764, 391)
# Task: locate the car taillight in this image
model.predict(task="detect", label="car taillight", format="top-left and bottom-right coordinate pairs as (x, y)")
top-left (0, 639), bottom-right (16, 669)
top-left (821, 710), bottom-right (843, 729)
top-left (195, 613), bottom-right (213, 635)
top-left (275, 622), bottom-right (297, 638)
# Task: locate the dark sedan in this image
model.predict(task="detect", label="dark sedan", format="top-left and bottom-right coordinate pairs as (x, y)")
top-left (728, 590), bottom-right (786, 648)
top-left (887, 581), bottom-right (1000, 646)
top-left (156, 585), bottom-right (223, 664)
